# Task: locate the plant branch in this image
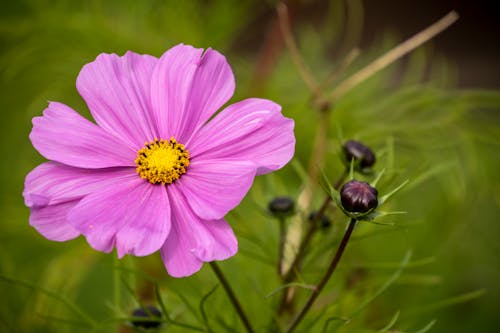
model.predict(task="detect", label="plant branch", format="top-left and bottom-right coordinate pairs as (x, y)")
top-left (285, 219), bottom-right (357, 333)
top-left (277, 2), bottom-right (319, 93)
top-left (282, 169), bottom-right (348, 283)
top-left (209, 262), bottom-right (255, 333)
top-left (278, 170), bottom-right (348, 314)
top-left (325, 11), bottom-right (459, 102)
top-left (316, 48), bottom-right (360, 96)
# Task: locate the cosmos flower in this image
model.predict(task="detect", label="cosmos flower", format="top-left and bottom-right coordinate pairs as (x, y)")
top-left (23, 44), bottom-right (295, 277)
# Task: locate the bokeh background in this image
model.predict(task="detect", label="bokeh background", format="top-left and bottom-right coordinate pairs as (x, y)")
top-left (1, 1), bottom-right (499, 332)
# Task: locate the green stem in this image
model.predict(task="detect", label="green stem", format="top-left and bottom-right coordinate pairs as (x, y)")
top-left (285, 218), bottom-right (357, 333)
top-left (278, 216), bottom-right (286, 277)
top-left (281, 169), bottom-right (348, 284)
top-left (277, 170), bottom-right (348, 315)
top-left (209, 262), bottom-right (255, 333)
top-left (113, 255), bottom-right (121, 314)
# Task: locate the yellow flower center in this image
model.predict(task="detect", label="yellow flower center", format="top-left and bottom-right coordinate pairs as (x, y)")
top-left (135, 137), bottom-right (190, 185)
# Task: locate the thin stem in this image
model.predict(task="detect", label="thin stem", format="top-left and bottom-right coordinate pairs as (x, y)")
top-left (278, 216), bottom-right (286, 277)
top-left (283, 169), bottom-right (348, 283)
top-left (316, 48), bottom-right (360, 95)
top-left (325, 11), bottom-right (459, 102)
top-left (285, 219), bottom-right (357, 333)
top-left (209, 262), bottom-right (255, 333)
top-left (280, 106), bottom-right (331, 299)
top-left (277, 2), bottom-right (319, 93)
top-left (113, 255), bottom-right (121, 315)
top-left (278, 170), bottom-right (348, 314)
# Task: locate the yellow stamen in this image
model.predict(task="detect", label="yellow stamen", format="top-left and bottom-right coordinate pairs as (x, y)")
top-left (135, 137), bottom-right (190, 185)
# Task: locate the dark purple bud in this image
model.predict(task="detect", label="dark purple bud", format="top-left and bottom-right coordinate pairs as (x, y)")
top-left (131, 305), bottom-right (162, 329)
top-left (269, 197), bottom-right (295, 217)
top-left (308, 211), bottom-right (332, 229)
top-left (343, 140), bottom-right (376, 169)
top-left (340, 180), bottom-right (378, 213)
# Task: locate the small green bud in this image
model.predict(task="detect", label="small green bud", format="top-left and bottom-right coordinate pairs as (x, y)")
top-left (340, 180), bottom-right (378, 214)
top-left (131, 305), bottom-right (162, 329)
top-left (268, 197), bottom-right (294, 217)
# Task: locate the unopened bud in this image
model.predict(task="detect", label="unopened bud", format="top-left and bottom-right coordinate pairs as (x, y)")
top-left (343, 140), bottom-right (376, 170)
top-left (131, 305), bottom-right (162, 329)
top-left (268, 197), bottom-right (295, 217)
top-left (340, 180), bottom-right (378, 214)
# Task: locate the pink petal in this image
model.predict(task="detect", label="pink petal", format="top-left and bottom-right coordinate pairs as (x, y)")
top-left (29, 201), bottom-right (80, 241)
top-left (23, 162), bottom-right (135, 208)
top-left (177, 159), bottom-right (256, 220)
top-left (150, 44), bottom-right (203, 139)
top-left (151, 44), bottom-right (235, 142)
top-left (188, 98), bottom-right (295, 175)
top-left (68, 177), bottom-right (170, 258)
top-left (160, 185), bottom-right (238, 278)
top-left (76, 52), bottom-right (159, 148)
top-left (192, 219), bottom-right (238, 262)
top-left (30, 102), bottom-right (136, 169)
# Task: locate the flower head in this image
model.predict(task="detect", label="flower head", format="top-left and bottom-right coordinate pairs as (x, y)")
top-left (23, 44), bottom-right (295, 277)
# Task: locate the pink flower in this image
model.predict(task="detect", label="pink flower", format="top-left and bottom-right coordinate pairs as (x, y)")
top-left (23, 44), bottom-right (295, 277)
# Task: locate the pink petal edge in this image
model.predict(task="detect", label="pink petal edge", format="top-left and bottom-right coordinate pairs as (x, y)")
top-left (76, 51), bottom-right (159, 148)
top-left (151, 44), bottom-right (235, 143)
top-left (177, 158), bottom-right (256, 220)
top-left (68, 177), bottom-right (171, 258)
top-left (23, 162), bottom-right (135, 208)
top-left (30, 102), bottom-right (136, 169)
top-left (29, 201), bottom-right (81, 241)
top-left (160, 185), bottom-right (238, 278)
top-left (188, 98), bottom-right (295, 175)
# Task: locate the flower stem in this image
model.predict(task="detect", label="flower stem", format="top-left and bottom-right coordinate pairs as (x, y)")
top-left (113, 255), bottom-right (121, 314)
top-left (285, 218), bottom-right (357, 333)
top-left (278, 216), bottom-right (286, 277)
top-left (277, 2), bottom-right (318, 93)
top-left (209, 262), bottom-right (255, 333)
top-left (278, 170), bottom-right (348, 314)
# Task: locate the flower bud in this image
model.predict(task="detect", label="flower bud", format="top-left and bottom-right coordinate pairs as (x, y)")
top-left (131, 305), bottom-right (162, 329)
top-left (268, 196), bottom-right (295, 217)
top-left (343, 140), bottom-right (376, 170)
top-left (308, 211), bottom-right (331, 229)
top-left (340, 180), bottom-right (378, 214)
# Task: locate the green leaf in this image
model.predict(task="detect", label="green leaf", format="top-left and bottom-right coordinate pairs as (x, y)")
top-left (199, 284), bottom-right (219, 333)
top-left (410, 319), bottom-right (437, 333)
top-left (0, 273), bottom-right (97, 328)
top-left (378, 310), bottom-right (400, 332)
top-left (350, 250), bottom-right (412, 317)
top-left (408, 289), bottom-right (486, 315)
top-left (371, 168), bottom-right (386, 187)
top-left (265, 282), bottom-right (316, 299)
top-left (379, 179), bottom-right (410, 205)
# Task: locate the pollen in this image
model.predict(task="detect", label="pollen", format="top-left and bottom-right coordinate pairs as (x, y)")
top-left (135, 137), bottom-right (190, 185)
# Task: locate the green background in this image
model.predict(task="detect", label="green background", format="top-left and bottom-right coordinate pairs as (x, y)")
top-left (1, 1), bottom-right (499, 332)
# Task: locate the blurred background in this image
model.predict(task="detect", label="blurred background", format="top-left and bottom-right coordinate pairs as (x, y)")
top-left (1, 1), bottom-right (499, 332)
